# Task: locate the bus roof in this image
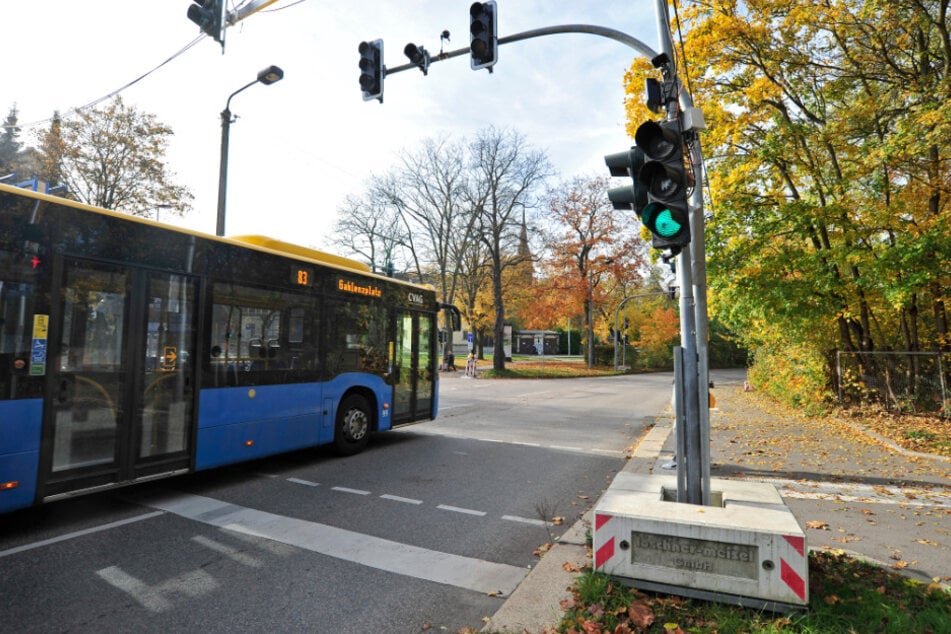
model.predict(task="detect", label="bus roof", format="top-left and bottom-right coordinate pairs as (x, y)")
top-left (0, 183), bottom-right (431, 292)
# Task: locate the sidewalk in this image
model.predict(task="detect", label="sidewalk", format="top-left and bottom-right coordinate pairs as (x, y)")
top-left (483, 374), bottom-right (951, 633)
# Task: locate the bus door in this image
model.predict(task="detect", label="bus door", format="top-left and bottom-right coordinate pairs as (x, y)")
top-left (42, 259), bottom-right (198, 498)
top-left (392, 310), bottom-right (433, 423)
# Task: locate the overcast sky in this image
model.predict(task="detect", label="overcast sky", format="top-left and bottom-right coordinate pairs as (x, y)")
top-left (4, 0), bottom-right (662, 248)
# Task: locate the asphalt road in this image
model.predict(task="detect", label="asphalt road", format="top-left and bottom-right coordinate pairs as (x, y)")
top-left (0, 372), bottom-right (674, 634)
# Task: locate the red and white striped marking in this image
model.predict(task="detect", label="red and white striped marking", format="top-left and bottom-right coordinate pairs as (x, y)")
top-left (593, 512), bottom-right (809, 604)
top-left (780, 534), bottom-right (807, 601)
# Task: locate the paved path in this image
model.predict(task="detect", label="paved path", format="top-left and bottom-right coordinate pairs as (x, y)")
top-left (485, 371), bottom-right (951, 632)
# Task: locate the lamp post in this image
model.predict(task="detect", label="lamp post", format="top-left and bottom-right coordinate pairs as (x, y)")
top-left (216, 64), bottom-right (284, 237)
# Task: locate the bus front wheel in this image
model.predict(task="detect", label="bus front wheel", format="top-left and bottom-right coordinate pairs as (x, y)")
top-left (334, 394), bottom-right (372, 455)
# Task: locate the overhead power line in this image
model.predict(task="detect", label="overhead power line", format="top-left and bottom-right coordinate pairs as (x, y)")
top-left (21, 35), bottom-right (205, 130)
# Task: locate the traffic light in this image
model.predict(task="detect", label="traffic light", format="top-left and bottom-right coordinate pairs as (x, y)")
top-left (359, 39), bottom-right (384, 102)
top-left (633, 119), bottom-right (691, 252)
top-left (404, 43), bottom-right (430, 75)
top-left (187, 0), bottom-right (224, 43)
top-left (469, 1), bottom-right (498, 71)
top-left (604, 147), bottom-right (647, 212)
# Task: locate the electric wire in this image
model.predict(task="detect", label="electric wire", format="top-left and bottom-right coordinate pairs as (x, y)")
top-left (21, 35), bottom-right (205, 131)
top-left (671, 0), bottom-right (715, 214)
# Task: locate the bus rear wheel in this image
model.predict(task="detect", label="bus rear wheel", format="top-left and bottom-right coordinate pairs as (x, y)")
top-left (334, 394), bottom-right (372, 455)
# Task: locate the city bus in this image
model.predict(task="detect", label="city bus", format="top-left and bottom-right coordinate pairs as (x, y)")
top-left (0, 183), bottom-right (455, 514)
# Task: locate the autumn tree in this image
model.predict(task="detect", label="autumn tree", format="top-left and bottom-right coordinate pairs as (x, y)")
top-left (35, 112), bottom-right (66, 189)
top-left (536, 175), bottom-right (647, 368)
top-left (625, 0), bottom-right (951, 404)
top-left (52, 97), bottom-right (192, 218)
top-left (467, 127), bottom-right (552, 372)
top-left (0, 105), bottom-right (22, 172)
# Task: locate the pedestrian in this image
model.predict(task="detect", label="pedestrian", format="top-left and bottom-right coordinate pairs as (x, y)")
top-left (465, 351), bottom-right (477, 378)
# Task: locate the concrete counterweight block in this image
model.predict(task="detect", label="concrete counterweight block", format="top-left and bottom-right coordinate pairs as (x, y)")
top-left (593, 473), bottom-right (808, 611)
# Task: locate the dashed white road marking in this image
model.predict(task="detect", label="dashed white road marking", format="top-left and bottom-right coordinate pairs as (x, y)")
top-left (437, 504), bottom-right (487, 517)
top-left (380, 494), bottom-right (424, 505)
top-left (501, 515), bottom-right (551, 527)
top-left (332, 486), bottom-right (371, 496)
top-left (287, 477), bottom-right (320, 487)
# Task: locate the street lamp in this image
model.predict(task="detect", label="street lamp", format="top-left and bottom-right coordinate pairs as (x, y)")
top-left (216, 64), bottom-right (284, 237)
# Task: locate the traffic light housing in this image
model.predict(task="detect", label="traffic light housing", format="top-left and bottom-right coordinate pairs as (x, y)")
top-left (469, 1), bottom-right (498, 71)
top-left (404, 43), bottom-right (430, 75)
top-left (187, 0), bottom-right (224, 43)
top-left (359, 39), bottom-right (384, 102)
top-left (634, 119), bottom-right (691, 252)
top-left (604, 147), bottom-right (647, 212)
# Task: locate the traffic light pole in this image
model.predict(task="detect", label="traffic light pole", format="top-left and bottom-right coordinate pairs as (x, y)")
top-left (653, 0), bottom-right (712, 506)
top-left (380, 24), bottom-right (660, 79)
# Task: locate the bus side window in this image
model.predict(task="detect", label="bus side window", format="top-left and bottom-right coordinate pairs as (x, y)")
top-left (206, 283), bottom-right (318, 387)
top-left (0, 251), bottom-right (38, 399)
top-left (327, 299), bottom-right (387, 377)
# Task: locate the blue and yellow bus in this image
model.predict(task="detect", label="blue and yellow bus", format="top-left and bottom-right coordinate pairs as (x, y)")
top-left (0, 183), bottom-right (454, 514)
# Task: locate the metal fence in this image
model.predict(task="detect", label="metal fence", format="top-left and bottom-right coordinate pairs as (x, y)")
top-left (836, 351), bottom-right (949, 417)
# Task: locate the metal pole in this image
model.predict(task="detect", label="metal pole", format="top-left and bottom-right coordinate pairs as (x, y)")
top-left (216, 106), bottom-right (232, 237)
top-left (654, 0), bottom-right (707, 505)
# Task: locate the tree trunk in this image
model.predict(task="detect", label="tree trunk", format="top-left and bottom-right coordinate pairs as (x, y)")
top-left (492, 266), bottom-right (506, 372)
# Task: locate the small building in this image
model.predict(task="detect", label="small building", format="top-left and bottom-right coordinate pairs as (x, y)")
top-left (514, 330), bottom-right (559, 355)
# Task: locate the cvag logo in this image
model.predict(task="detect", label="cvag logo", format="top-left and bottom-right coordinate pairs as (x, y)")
top-left (407, 292), bottom-right (425, 305)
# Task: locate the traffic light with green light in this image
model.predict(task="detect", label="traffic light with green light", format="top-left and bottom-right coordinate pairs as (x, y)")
top-left (633, 119), bottom-right (691, 253)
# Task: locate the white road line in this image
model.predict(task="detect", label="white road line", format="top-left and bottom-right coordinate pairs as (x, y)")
top-left (437, 504), bottom-right (487, 517)
top-left (501, 515), bottom-right (551, 527)
top-left (590, 448), bottom-right (625, 456)
top-left (743, 477), bottom-right (951, 507)
top-left (137, 491), bottom-right (527, 596)
top-left (192, 534), bottom-right (263, 568)
top-left (0, 511), bottom-right (164, 559)
top-left (96, 566), bottom-right (173, 612)
top-left (332, 486), bottom-right (371, 496)
top-left (96, 565), bottom-right (218, 613)
top-left (287, 478), bottom-right (320, 487)
top-left (401, 429), bottom-right (629, 456)
top-left (380, 494), bottom-right (424, 505)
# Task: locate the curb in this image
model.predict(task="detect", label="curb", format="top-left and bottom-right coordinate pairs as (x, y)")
top-left (833, 417), bottom-right (951, 464)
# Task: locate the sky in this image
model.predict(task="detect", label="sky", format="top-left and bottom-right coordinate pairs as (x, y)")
top-left (4, 0), bottom-right (663, 250)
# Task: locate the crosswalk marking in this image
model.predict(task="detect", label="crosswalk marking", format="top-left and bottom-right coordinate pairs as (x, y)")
top-left (136, 490), bottom-right (528, 596)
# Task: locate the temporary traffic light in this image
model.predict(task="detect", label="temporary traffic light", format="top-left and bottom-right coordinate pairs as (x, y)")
top-left (469, 1), bottom-right (498, 71)
top-left (187, 0), bottom-right (224, 43)
top-left (604, 147), bottom-right (647, 212)
top-left (633, 119), bottom-right (691, 252)
top-left (359, 39), bottom-right (384, 102)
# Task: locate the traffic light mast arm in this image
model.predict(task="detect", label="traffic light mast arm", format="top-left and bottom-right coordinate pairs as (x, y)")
top-left (382, 24), bottom-right (658, 77)
top-left (227, 0), bottom-right (280, 25)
